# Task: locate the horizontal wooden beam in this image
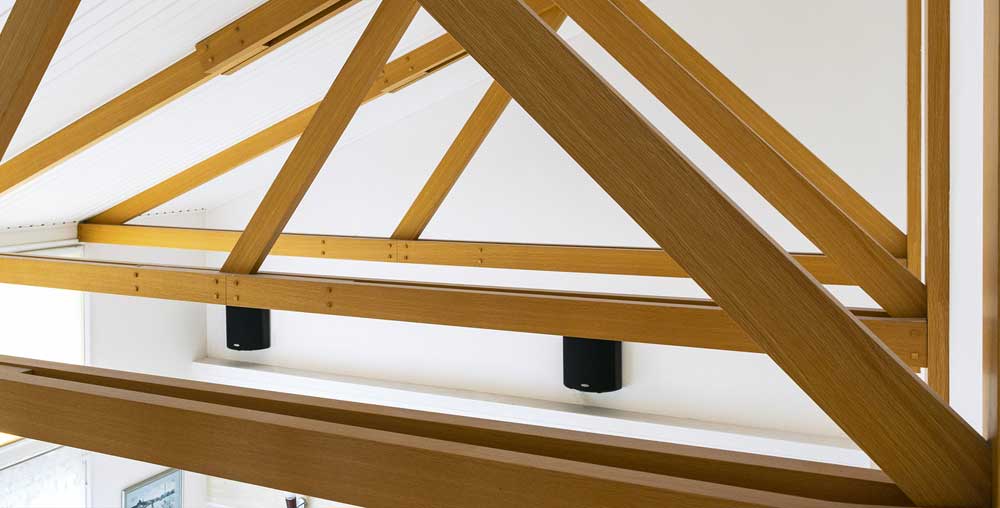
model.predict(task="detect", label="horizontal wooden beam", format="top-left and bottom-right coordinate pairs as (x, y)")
top-left (0, 0), bottom-right (360, 196)
top-left (86, 1), bottom-right (558, 226)
top-left (0, 356), bottom-right (915, 507)
top-left (0, 0), bottom-right (80, 159)
top-left (0, 253), bottom-right (927, 367)
top-left (77, 223), bottom-right (882, 285)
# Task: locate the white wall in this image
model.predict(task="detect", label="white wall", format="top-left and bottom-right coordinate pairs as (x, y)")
top-left (949, 0), bottom-right (986, 433)
top-left (85, 213), bottom-right (209, 377)
top-left (88, 454), bottom-right (206, 508)
top-left (200, 0), bottom-right (907, 441)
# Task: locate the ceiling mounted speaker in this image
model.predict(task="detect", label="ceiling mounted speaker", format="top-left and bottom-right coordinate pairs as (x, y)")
top-left (226, 306), bottom-right (270, 351)
top-left (563, 336), bottom-right (622, 393)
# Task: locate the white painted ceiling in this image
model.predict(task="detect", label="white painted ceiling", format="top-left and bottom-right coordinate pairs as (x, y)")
top-left (0, 0), bottom-right (906, 243)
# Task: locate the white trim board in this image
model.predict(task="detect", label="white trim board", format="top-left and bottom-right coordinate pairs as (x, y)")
top-left (191, 358), bottom-right (871, 467)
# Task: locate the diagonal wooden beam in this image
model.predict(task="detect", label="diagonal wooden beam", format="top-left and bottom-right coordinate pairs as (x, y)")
top-left (607, 0), bottom-right (907, 260)
top-left (78, 223), bottom-right (886, 285)
top-left (415, 0), bottom-right (989, 505)
top-left (0, 0), bottom-right (359, 196)
top-left (221, 0), bottom-right (420, 274)
top-left (391, 82), bottom-right (511, 239)
top-left (0, 0), bottom-right (79, 159)
top-left (86, 0), bottom-right (559, 227)
top-left (391, 10), bottom-right (566, 240)
top-left (554, 0), bottom-right (924, 318)
top-left (0, 356), bottom-right (917, 507)
top-left (0, 253), bottom-right (929, 367)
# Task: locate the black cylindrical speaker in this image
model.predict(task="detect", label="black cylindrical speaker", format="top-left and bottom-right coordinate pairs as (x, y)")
top-left (563, 336), bottom-right (622, 393)
top-left (226, 306), bottom-right (270, 351)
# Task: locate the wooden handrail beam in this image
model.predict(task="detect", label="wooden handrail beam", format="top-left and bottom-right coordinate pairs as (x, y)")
top-left (0, 0), bottom-right (79, 159)
top-left (415, 0), bottom-right (989, 504)
top-left (0, 253), bottom-right (927, 367)
top-left (0, 356), bottom-right (916, 507)
top-left (222, 0), bottom-right (420, 274)
top-left (78, 223), bottom-right (899, 286)
top-left (0, 0), bottom-right (360, 196)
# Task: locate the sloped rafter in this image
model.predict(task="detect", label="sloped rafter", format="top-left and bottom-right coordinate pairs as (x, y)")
top-left (554, 0), bottom-right (925, 318)
top-left (86, 0), bottom-right (559, 227)
top-left (77, 223), bottom-right (891, 285)
top-left (0, 0), bottom-right (360, 196)
top-left (222, 0), bottom-right (420, 274)
top-left (415, 0), bottom-right (989, 505)
top-left (0, 356), bottom-right (917, 508)
top-left (0, 0), bottom-right (79, 158)
top-left (0, 253), bottom-right (928, 368)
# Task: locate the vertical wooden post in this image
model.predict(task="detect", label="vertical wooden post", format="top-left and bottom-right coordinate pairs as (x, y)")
top-left (984, 0), bottom-right (998, 504)
top-left (907, 0), bottom-right (923, 277)
top-left (927, 0), bottom-right (950, 400)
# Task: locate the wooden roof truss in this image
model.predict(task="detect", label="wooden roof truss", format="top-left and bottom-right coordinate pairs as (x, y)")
top-left (0, 0), bottom-right (993, 506)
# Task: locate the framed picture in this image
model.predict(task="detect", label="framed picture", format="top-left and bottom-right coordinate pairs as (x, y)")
top-left (122, 469), bottom-right (182, 508)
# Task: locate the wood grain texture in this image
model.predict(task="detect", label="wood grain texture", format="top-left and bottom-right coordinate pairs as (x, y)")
top-left (907, 0), bottom-right (923, 276)
top-left (0, 356), bottom-right (917, 508)
top-left (927, 0), bottom-right (950, 400)
top-left (984, 0), bottom-right (998, 504)
top-left (607, 0), bottom-right (907, 260)
top-left (416, 0), bottom-right (989, 505)
top-left (391, 82), bottom-right (512, 239)
top-left (78, 223), bottom-right (883, 285)
top-left (557, 0), bottom-right (924, 318)
top-left (0, 0), bottom-right (357, 197)
top-left (221, 0), bottom-right (420, 274)
top-left (195, 0), bottom-right (359, 74)
top-left (0, 252), bottom-right (927, 367)
top-left (0, 0), bottom-right (79, 159)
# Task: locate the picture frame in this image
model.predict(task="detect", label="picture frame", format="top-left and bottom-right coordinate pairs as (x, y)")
top-left (122, 468), bottom-right (182, 508)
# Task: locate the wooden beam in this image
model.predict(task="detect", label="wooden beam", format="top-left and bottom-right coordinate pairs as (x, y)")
top-left (0, 356), bottom-right (916, 508)
top-left (415, 0), bottom-right (988, 505)
top-left (0, 0), bottom-right (79, 159)
top-left (606, 0), bottom-right (907, 260)
top-left (79, 223), bottom-right (899, 286)
top-left (86, 1), bottom-right (560, 226)
top-left (927, 0), bottom-right (950, 400)
top-left (555, 0), bottom-right (924, 318)
top-left (221, 0), bottom-right (419, 274)
top-left (907, 0), bottom-right (923, 277)
top-left (0, 253), bottom-right (927, 367)
top-left (195, 0), bottom-right (359, 75)
top-left (0, 0), bottom-right (360, 196)
top-left (983, 0), bottom-right (998, 503)
top-left (391, 82), bottom-right (512, 239)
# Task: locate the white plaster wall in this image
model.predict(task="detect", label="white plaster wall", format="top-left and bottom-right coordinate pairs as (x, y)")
top-left (201, 0), bottom-right (908, 440)
top-left (88, 454), bottom-right (206, 508)
top-left (85, 213), bottom-right (209, 378)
